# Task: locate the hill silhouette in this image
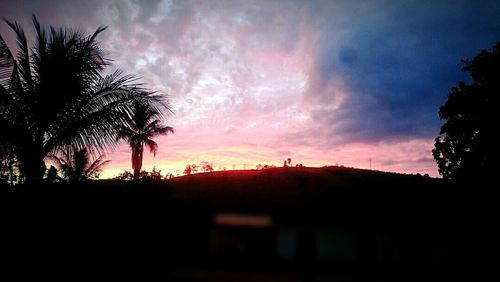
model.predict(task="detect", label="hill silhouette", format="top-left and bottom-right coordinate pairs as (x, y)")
top-left (168, 166), bottom-right (444, 216)
top-left (1, 166), bottom-right (484, 281)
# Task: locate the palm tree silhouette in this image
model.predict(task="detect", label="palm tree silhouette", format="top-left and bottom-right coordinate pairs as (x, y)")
top-left (117, 102), bottom-right (174, 179)
top-left (0, 16), bottom-right (168, 183)
top-left (51, 147), bottom-right (110, 182)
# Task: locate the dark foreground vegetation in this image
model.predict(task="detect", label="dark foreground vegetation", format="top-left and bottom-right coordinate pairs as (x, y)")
top-left (1, 166), bottom-right (493, 281)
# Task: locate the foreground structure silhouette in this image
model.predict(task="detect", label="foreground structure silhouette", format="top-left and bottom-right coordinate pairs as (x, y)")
top-left (2, 166), bottom-right (490, 281)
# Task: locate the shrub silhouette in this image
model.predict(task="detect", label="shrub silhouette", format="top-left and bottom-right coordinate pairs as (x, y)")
top-left (113, 171), bottom-right (134, 180)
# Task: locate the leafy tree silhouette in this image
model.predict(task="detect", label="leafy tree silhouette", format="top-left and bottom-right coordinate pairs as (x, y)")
top-left (183, 164), bottom-right (192, 175)
top-left (149, 167), bottom-right (163, 180)
top-left (192, 164), bottom-right (198, 173)
top-left (433, 42), bottom-right (499, 181)
top-left (201, 161), bottom-right (214, 172)
top-left (0, 145), bottom-right (18, 185)
top-left (50, 147), bottom-right (110, 182)
top-left (0, 16), bottom-right (168, 183)
top-left (117, 102), bottom-right (173, 179)
top-left (113, 170), bottom-right (134, 180)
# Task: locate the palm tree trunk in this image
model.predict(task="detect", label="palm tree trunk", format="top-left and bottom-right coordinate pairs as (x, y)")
top-left (132, 148), bottom-right (138, 180)
top-left (132, 145), bottom-right (144, 180)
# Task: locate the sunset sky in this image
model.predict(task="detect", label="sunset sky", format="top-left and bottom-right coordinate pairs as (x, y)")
top-left (2, 0), bottom-right (500, 178)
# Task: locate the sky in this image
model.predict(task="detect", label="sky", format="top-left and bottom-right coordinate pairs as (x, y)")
top-left (2, 0), bottom-right (500, 178)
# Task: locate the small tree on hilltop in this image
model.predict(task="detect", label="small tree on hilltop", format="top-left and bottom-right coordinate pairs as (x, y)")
top-left (191, 164), bottom-right (198, 173)
top-left (183, 164), bottom-right (192, 175)
top-left (201, 161), bottom-right (214, 172)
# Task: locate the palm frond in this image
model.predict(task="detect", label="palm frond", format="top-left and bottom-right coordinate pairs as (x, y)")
top-left (31, 15), bottom-right (47, 79)
top-left (144, 139), bottom-right (158, 156)
top-left (0, 34), bottom-right (24, 122)
top-left (85, 155), bottom-right (110, 178)
top-left (49, 147), bottom-right (109, 181)
top-left (88, 25), bottom-right (108, 46)
top-left (143, 119), bottom-right (160, 133)
top-left (4, 18), bottom-right (33, 94)
top-left (0, 33), bottom-right (16, 82)
top-left (45, 86), bottom-right (161, 155)
top-left (48, 149), bottom-right (77, 181)
top-left (153, 125), bottom-right (174, 136)
top-left (116, 128), bottom-right (135, 142)
top-left (47, 153), bottom-right (65, 168)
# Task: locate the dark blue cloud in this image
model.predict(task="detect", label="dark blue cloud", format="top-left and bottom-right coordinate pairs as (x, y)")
top-left (305, 0), bottom-right (500, 144)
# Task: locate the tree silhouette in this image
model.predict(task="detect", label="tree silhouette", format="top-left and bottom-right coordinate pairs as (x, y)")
top-left (50, 147), bottom-right (110, 182)
top-left (201, 161), bottom-right (214, 172)
top-left (0, 145), bottom-right (18, 185)
top-left (149, 167), bottom-right (163, 180)
top-left (113, 170), bottom-right (134, 180)
top-left (44, 165), bottom-right (60, 183)
top-left (0, 16), bottom-right (168, 183)
top-left (117, 102), bottom-right (173, 179)
top-left (191, 164), bottom-right (198, 173)
top-left (433, 42), bottom-right (499, 181)
top-left (183, 164), bottom-right (192, 175)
